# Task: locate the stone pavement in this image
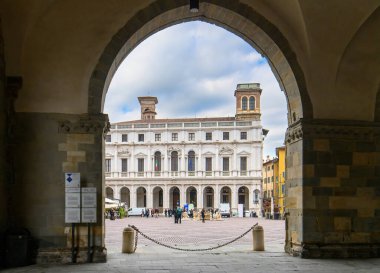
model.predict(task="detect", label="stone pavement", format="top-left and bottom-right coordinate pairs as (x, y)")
top-left (2, 217), bottom-right (380, 273)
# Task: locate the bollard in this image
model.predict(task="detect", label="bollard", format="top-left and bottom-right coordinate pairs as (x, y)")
top-left (252, 225), bottom-right (265, 251)
top-left (122, 227), bottom-right (136, 253)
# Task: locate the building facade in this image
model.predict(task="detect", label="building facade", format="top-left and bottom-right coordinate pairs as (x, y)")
top-left (262, 146), bottom-right (286, 218)
top-left (105, 83), bottom-right (265, 215)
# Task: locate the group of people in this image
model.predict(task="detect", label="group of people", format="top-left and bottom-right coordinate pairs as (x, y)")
top-left (141, 208), bottom-right (160, 218)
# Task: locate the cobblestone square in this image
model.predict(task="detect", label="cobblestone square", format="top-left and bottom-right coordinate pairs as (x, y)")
top-left (106, 216), bottom-right (284, 253)
top-left (3, 217), bottom-right (380, 273)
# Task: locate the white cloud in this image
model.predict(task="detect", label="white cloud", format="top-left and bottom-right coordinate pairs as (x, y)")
top-left (104, 21), bottom-right (288, 158)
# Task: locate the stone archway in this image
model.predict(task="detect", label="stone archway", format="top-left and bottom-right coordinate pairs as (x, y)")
top-left (136, 187), bottom-right (146, 207)
top-left (105, 187), bottom-right (114, 199)
top-left (120, 187), bottom-right (130, 208)
top-left (169, 186), bottom-right (180, 209)
top-left (186, 186), bottom-right (197, 208)
top-left (152, 186), bottom-right (163, 212)
top-left (203, 186), bottom-right (214, 209)
top-left (89, 0), bottom-right (311, 124)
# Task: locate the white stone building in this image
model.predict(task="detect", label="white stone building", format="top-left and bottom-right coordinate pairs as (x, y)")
top-left (105, 83), bottom-right (266, 215)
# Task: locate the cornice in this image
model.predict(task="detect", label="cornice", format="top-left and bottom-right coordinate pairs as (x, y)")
top-left (58, 114), bottom-right (110, 135)
top-left (285, 119), bottom-right (380, 144)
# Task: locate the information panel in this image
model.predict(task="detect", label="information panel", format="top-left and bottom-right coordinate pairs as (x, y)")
top-left (65, 208), bottom-right (81, 223)
top-left (81, 187), bottom-right (97, 208)
top-left (81, 208), bottom-right (97, 223)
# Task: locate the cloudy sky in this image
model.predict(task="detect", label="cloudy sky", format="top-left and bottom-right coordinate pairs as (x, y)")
top-left (104, 21), bottom-right (288, 158)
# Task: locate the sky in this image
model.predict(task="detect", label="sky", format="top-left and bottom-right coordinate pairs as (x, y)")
top-left (104, 21), bottom-right (288, 158)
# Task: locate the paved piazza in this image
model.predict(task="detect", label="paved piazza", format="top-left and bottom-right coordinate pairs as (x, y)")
top-left (3, 217), bottom-right (380, 273)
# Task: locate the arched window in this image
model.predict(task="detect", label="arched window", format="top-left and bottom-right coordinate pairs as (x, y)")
top-left (154, 151), bottom-right (161, 172)
top-left (249, 96), bottom-right (255, 110)
top-left (171, 151), bottom-right (178, 172)
top-left (188, 151), bottom-right (195, 172)
top-left (242, 97), bottom-right (247, 110)
top-left (253, 189), bottom-right (260, 204)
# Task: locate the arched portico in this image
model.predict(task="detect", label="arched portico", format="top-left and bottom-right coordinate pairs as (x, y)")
top-left (152, 186), bottom-right (163, 212)
top-left (169, 186), bottom-right (180, 209)
top-left (120, 187), bottom-right (130, 208)
top-left (203, 186), bottom-right (214, 209)
top-left (136, 187), bottom-right (146, 208)
top-left (2, 0), bottom-right (380, 262)
top-left (106, 187), bottom-right (114, 199)
top-left (186, 186), bottom-right (197, 208)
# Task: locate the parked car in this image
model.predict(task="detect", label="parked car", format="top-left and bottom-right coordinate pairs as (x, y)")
top-left (127, 207), bottom-right (145, 216)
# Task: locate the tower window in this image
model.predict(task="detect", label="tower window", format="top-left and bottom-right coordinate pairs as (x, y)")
top-left (242, 97), bottom-right (247, 110)
top-left (249, 96), bottom-right (255, 110)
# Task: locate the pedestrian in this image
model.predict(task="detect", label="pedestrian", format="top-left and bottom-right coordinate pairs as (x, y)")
top-left (155, 208), bottom-right (159, 218)
top-left (151, 208), bottom-right (154, 217)
top-left (174, 208), bottom-right (178, 224)
top-left (211, 208), bottom-right (214, 219)
top-left (177, 206), bottom-right (183, 224)
top-left (110, 208), bottom-right (115, 221)
top-left (164, 209), bottom-right (167, 217)
top-left (201, 208), bottom-right (205, 223)
top-left (141, 209), bottom-right (144, 217)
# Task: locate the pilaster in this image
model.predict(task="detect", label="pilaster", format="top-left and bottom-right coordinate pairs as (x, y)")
top-left (285, 119), bottom-right (380, 258)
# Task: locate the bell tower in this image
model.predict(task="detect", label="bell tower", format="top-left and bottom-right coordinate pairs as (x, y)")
top-left (138, 96), bottom-right (158, 120)
top-left (234, 83), bottom-right (262, 120)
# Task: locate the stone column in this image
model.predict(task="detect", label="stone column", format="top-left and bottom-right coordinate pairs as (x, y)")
top-left (130, 185), bottom-right (136, 208)
top-left (285, 119), bottom-right (380, 258)
top-left (147, 185), bottom-right (153, 209)
top-left (231, 185), bottom-right (237, 213)
top-left (197, 185), bottom-right (203, 209)
top-left (163, 184), bottom-right (169, 209)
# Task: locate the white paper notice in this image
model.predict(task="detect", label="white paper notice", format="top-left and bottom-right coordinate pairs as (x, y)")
top-left (65, 208), bottom-right (81, 223)
top-left (81, 208), bottom-right (97, 223)
top-left (65, 192), bottom-right (81, 208)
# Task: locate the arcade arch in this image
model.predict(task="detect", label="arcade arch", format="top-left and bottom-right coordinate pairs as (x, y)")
top-left (136, 187), bottom-right (147, 207)
top-left (169, 186), bottom-right (180, 209)
top-left (220, 186), bottom-right (232, 204)
top-left (120, 187), bottom-right (130, 208)
top-left (152, 186), bottom-right (164, 212)
top-left (186, 186), bottom-right (197, 208)
top-left (203, 186), bottom-right (214, 209)
top-left (106, 187), bottom-right (114, 199)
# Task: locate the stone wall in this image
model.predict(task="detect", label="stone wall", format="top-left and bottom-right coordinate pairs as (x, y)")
top-left (285, 119), bottom-right (380, 258)
top-left (10, 112), bottom-right (108, 263)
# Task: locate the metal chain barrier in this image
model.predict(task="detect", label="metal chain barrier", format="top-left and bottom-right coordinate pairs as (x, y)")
top-left (128, 223), bottom-right (258, 252)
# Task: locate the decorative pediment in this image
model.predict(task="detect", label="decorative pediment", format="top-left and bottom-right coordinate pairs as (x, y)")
top-left (202, 151), bottom-right (216, 156)
top-left (135, 152), bottom-right (147, 158)
top-left (167, 146), bottom-right (182, 156)
top-left (105, 152), bottom-right (113, 158)
top-left (219, 146), bottom-right (234, 155)
top-left (118, 148), bottom-right (130, 157)
top-left (237, 150), bottom-right (250, 156)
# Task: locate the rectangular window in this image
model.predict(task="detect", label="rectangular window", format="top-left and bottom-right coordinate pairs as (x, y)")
top-left (240, 157), bottom-right (247, 174)
top-left (206, 132), bottom-right (212, 140)
top-left (205, 157), bottom-right (212, 172)
top-left (105, 135), bottom-right (111, 142)
top-left (137, 158), bottom-right (144, 173)
top-left (121, 158), bottom-right (128, 172)
top-left (105, 159), bottom-right (111, 172)
top-left (155, 133), bottom-right (161, 142)
top-left (138, 134), bottom-right (144, 142)
top-left (223, 157), bottom-right (229, 172)
top-left (223, 132), bottom-right (229, 140)
top-left (172, 133), bottom-right (178, 141)
top-left (122, 134), bottom-right (128, 142)
top-left (240, 132), bottom-right (247, 140)
top-left (188, 133), bottom-right (195, 141)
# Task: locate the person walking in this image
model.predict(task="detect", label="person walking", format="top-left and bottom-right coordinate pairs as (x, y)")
top-left (201, 208), bottom-right (205, 223)
top-left (177, 206), bottom-right (183, 224)
top-left (174, 208), bottom-right (178, 224)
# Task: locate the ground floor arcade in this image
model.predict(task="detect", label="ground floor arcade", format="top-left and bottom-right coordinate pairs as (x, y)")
top-left (105, 182), bottom-right (261, 215)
